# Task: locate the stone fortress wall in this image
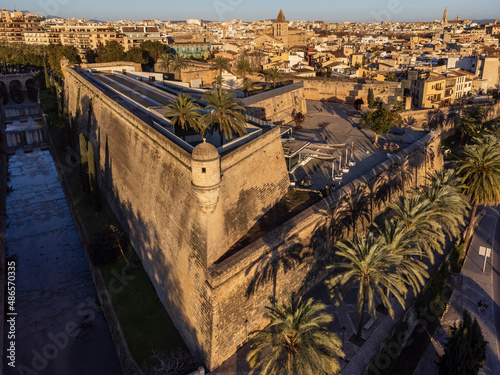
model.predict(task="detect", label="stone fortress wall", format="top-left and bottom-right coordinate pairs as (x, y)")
top-left (64, 65), bottom-right (443, 370)
top-left (64, 66), bottom-right (289, 369)
top-left (400, 100), bottom-right (500, 131)
top-left (206, 131), bottom-right (443, 367)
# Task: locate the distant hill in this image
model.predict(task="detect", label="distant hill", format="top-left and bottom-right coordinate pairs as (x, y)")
top-left (473, 19), bottom-right (498, 24)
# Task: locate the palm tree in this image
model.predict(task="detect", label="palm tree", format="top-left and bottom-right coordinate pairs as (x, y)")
top-left (202, 88), bottom-right (247, 145)
top-left (486, 118), bottom-right (500, 139)
top-left (247, 293), bottom-right (344, 375)
top-left (211, 56), bottom-right (231, 77)
top-left (376, 219), bottom-right (429, 294)
top-left (170, 54), bottom-right (187, 80)
top-left (387, 196), bottom-right (445, 264)
top-left (398, 157), bottom-right (413, 197)
top-left (455, 114), bottom-right (478, 145)
top-left (338, 186), bottom-right (370, 240)
top-left (156, 53), bottom-right (173, 73)
top-left (236, 59), bottom-right (253, 79)
top-left (213, 75), bottom-right (223, 88)
top-left (418, 170), bottom-right (469, 239)
top-left (466, 105), bottom-right (487, 124)
top-left (457, 136), bottom-right (500, 253)
top-left (366, 173), bottom-right (387, 223)
top-left (263, 68), bottom-right (283, 88)
top-left (326, 233), bottom-right (407, 339)
top-left (242, 78), bottom-right (256, 94)
top-left (163, 93), bottom-right (202, 139)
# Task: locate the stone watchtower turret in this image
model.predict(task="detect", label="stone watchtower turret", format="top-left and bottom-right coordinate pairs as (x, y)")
top-left (60, 57), bottom-right (70, 79)
top-left (191, 140), bottom-right (221, 213)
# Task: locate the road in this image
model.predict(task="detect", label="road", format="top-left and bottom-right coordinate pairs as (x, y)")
top-left (3, 149), bottom-right (122, 375)
top-left (415, 206), bottom-right (500, 375)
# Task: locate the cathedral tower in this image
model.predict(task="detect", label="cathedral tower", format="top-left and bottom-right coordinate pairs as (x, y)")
top-left (442, 6), bottom-right (448, 25)
top-left (272, 9), bottom-right (289, 47)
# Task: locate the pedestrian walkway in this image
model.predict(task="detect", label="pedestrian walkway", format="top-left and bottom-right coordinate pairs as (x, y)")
top-left (414, 206), bottom-right (500, 375)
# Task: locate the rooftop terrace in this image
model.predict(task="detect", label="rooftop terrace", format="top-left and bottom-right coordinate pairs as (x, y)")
top-left (75, 68), bottom-right (272, 154)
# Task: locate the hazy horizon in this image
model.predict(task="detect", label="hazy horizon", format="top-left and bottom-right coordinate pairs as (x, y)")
top-left (3, 0), bottom-right (499, 24)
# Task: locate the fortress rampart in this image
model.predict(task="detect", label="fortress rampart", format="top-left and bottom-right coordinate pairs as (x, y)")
top-left (64, 65), bottom-right (443, 370)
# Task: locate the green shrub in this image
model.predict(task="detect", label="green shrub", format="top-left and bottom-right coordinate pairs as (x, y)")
top-left (449, 242), bottom-right (464, 273)
top-left (320, 187), bottom-right (331, 197)
top-left (438, 309), bottom-right (486, 375)
top-left (415, 262), bottom-right (449, 313)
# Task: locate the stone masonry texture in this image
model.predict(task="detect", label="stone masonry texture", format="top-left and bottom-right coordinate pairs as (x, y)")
top-left (64, 66), bottom-right (443, 370)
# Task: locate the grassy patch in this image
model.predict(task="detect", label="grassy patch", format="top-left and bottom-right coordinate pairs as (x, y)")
top-left (100, 252), bottom-right (185, 367)
top-left (42, 88), bottom-right (186, 368)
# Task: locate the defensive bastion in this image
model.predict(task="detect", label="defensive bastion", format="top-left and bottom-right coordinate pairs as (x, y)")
top-left (63, 64), bottom-right (443, 370)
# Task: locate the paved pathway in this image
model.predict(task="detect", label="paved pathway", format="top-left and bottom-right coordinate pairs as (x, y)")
top-left (3, 149), bottom-right (122, 375)
top-left (414, 206), bottom-right (500, 375)
top-left (291, 101), bottom-right (428, 191)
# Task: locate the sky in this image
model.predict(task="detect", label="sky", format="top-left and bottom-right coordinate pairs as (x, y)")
top-left (3, 0), bottom-right (499, 23)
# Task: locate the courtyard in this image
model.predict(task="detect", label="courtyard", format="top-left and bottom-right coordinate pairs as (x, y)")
top-left (287, 101), bottom-right (428, 191)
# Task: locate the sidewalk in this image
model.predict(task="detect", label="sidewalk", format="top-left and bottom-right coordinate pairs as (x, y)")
top-left (414, 206), bottom-right (500, 375)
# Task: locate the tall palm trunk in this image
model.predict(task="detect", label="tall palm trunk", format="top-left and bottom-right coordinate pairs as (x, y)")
top-left (370, 196), bottom-right (374, 224)
top-left (462, 201), bottom-right (478, 260)
top-left (357, 288), bottom-right (367, 338)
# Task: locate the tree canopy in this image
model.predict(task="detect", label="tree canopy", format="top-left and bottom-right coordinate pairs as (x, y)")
top-left (359, 107), bottom-right (402, 145)
top-left (247, 293), bottom-right (344, 375)
top-left (438, 309), bottom-right (486, 375)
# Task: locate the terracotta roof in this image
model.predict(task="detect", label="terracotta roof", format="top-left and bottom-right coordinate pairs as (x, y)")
top-left (275, 9), bottom-right (286, 23)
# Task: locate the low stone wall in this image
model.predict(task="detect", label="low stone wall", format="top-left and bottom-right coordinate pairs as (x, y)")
top-left (47, 136), bottom-right (142, 375)
top-left (400, 100), bottom-right (500, 132)
top-left (294, 78), bottom-right (401, 105)
top-left (240, 82), bottom-right (307, 125)
top-left (206, 131), bottom-right (444, 368)
top-left (81, 61), bottom-right (143, 72)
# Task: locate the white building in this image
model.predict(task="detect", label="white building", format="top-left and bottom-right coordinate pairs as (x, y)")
top-left (186, 19), bottom-right (202, 26)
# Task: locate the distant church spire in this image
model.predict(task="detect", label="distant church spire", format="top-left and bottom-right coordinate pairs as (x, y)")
top-left (276, 9), bottom-right (286, 23)
top-left (442, 6), bottom-right (448, 25)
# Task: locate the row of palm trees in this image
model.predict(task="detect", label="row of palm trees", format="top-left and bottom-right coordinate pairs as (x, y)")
top-left (328, 169), bottom-right (468, 340)
top-left (246, 131), bottom-right (500, 374)
top-left (157, 52), bottom-right (284, 92)
top-left (163, 89), bottom-right (247, 145)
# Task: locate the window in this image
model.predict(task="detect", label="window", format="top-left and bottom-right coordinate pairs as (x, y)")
top-left (202, 168), bottom-right (206, 173)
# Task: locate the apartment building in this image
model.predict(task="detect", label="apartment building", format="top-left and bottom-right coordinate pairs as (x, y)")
top-left (170, 42), bottom-right (212, 58)
top-left (121, 26), bottom-right (162, 51)
top-left (410, 70), bottom-right (473, 109)
top-left (65, 25), bottom-right (118, 52)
